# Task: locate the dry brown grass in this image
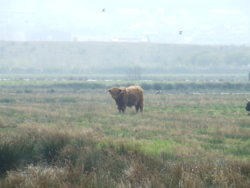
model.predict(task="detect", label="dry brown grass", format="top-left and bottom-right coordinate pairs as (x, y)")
top-left (0, 87), bottom-right (250, 187)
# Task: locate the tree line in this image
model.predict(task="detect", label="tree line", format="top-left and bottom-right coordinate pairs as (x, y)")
top-left (0, 41), bottom-right (250, 76)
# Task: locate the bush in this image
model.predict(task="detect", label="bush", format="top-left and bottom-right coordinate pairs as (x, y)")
top-left (0, 136), bottom-right (34, 175)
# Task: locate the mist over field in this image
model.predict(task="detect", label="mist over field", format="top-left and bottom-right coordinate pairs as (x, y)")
top-left (1, 0), bottom-right (250, 81)
top-left (0, 41), bottom-right (250, 81)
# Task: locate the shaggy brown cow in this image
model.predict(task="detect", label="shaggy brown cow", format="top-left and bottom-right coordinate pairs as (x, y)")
top-left (246, 100), bottom-right (250, 115)
top-left (108, 86), bottom-right (144, 113)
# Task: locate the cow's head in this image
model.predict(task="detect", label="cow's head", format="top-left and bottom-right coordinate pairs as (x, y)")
top-left (108, 87), bottom-right (125, 100)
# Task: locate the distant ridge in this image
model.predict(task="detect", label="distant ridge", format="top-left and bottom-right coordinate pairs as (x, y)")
top-left (0, 41), bottom-right (249, 80)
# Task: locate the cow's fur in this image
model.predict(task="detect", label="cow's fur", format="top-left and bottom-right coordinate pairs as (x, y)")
top-left (246, 101), bottom-right (250, 115)
top-left (108, 86), bottom-right (144, 113)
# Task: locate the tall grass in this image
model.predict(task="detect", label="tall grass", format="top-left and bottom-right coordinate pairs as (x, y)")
top-left (0, 86), bottom-right (250, 187)
top-left (1, 125), bottom-right (249, 188)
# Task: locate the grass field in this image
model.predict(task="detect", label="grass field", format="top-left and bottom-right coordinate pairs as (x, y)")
top-left (0, 82), bottom-right (250, 187)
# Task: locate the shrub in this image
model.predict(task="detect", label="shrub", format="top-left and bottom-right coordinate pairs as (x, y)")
top-left (0, 136), bottom-right (35, 175)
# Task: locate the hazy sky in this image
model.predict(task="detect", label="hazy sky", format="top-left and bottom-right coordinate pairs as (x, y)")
top-left (1, 0), bottom-right (250, 45)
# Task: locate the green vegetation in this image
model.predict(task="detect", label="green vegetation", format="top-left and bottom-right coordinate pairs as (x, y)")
top-left (0, 42), bottom-right (250, 80)
top-left (0, 81), bottom-right (250, 187)
top-left (0, 79), bottom-right (250, 93)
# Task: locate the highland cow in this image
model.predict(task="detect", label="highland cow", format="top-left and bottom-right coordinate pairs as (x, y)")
top-left (108, 86), bottom-right (144, 113)
top-left (246, 100), bottom-right (250, 115)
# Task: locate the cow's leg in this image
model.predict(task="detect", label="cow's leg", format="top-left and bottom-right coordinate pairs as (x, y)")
top-left (135, 104), bottom-right (140, 112)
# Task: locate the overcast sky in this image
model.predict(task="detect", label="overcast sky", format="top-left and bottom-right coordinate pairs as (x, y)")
top-left (1, 0), bottom-right (250, 45)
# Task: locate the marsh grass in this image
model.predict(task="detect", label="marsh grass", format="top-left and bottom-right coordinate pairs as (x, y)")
top-left (0, 86), bottom-right (250, 187)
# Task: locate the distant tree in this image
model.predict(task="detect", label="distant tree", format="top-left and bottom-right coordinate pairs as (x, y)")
top-left (127, 65), bottom-right (142, 80)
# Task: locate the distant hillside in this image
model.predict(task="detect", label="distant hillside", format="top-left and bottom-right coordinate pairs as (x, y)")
top-left (0, 41), bottom-right (250, 78)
